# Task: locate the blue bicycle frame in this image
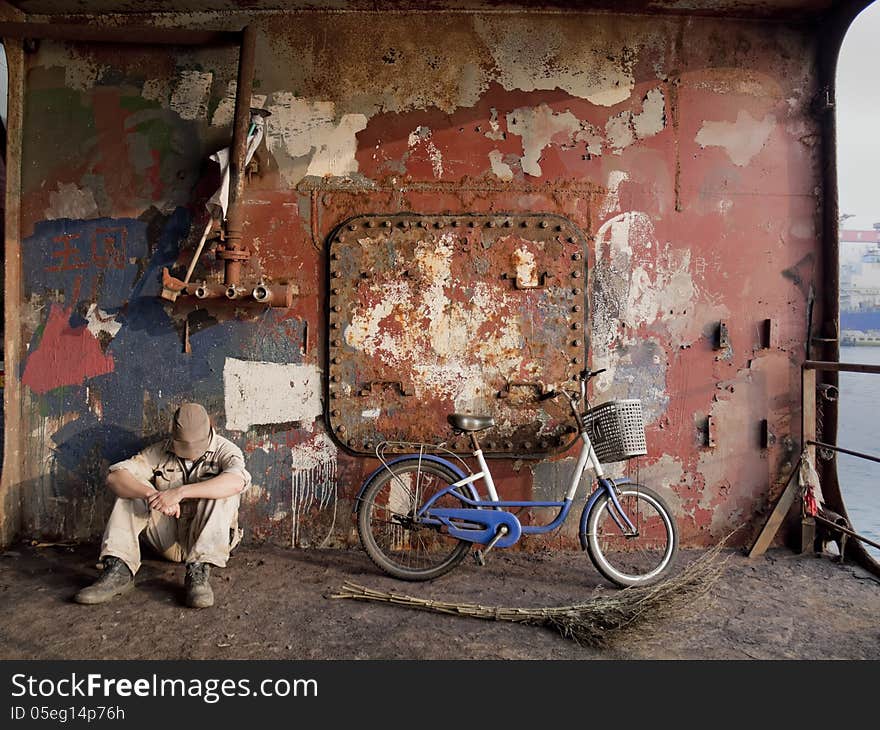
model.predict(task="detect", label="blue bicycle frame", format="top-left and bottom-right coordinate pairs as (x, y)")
top-left (355, 425), bottom-right (638, 550)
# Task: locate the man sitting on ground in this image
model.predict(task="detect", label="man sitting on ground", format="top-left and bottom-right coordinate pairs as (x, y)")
top-left (74, 402), bottom-right (251, 609)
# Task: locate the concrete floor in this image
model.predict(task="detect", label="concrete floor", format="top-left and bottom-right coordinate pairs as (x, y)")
top-left (0, 540), bottom-right (878, 660)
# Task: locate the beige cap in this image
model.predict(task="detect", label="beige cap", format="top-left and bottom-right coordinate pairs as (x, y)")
top-left (171, 402), bottom-right (212, 459)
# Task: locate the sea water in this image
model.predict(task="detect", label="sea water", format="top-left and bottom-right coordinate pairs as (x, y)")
top-left (837, 346), bottom-right (880, 559)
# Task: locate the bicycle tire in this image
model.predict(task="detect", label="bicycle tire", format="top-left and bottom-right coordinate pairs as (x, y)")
top-left (356, 458), bottom-right (472, 581)
top-left (584, 484), bottom-right (678, 587)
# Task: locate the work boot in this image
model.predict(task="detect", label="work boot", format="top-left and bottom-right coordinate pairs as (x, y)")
top-left (184, 562), bottom-right (214, 608)
top-left (74, 556), bottom-right (134, 605)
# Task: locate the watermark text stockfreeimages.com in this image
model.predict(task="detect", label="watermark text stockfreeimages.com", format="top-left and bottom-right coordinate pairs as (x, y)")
top-left (10, 672), bottom-right (318, 705)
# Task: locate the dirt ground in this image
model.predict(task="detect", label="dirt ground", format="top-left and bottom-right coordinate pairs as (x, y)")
top-left (0, 540), bottom-right (878, 660)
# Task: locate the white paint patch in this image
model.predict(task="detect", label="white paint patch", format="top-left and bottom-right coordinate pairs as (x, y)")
top-left (306, 113), bottom-right (369, 178)
top-left (588, 85), bottom-right (634, 109)
top-left (85, 304), bottom-right (122, 339)
top-left (592, 211), bottom-right (649, 359)
top-left (488, 149), bottom-right (514, 181)
top-left (210, 81), bottom-right (268, 127)
top-left (485, 108), bottom-right (505, 141)
top-left (591, 211), bottom-right (697, 390)
top-left (474, 17), bottom-right (635, 106)
top-left (513, 247), bottom-right (539, 289)
top-left (265, 93), bottom-right (334, 157)
top-left (637, 454), bottom-right (687, 518)
top-left (599, 171), bottom-right (629, 218)
top-left (291, 432), bottom-right (338, 548)
top-left (575, 123), bottom-right (603, 157)
top-left (265, 92), bottom-right (367, 184)
top-left (223, 359), bottom-right (322, 431)
top-left (695, 111), bottom-right (775, 167)
top-left (44, 182), bottom-right (99, 220)
top-left (506, 104), bottom-right (580, 176)
top-left (628, 247), bottom-right (697, 342)
top-left (407, 126), bottom-right (444, 178)
top-left (632, 87), bottom-right (666, 139)
top-left (361, 408), bottom-right (381, 419)
top-left (605, 112), bottom-right (635, 154)
top-left (590, 207), bottom-right (717, 406)
top-left (605, 87), bottom-right (666, 153)
top-left (169, 70), bottom-right (213, 121)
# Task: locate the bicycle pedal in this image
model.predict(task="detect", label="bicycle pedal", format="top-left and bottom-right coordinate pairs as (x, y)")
top-left (473, 550), bottom-right (486, 566)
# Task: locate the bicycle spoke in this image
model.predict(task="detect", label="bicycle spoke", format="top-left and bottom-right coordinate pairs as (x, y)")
top-left (588, 487), bottom-right (676, 585)
top-left (359, 459), bottom-right (470, 578)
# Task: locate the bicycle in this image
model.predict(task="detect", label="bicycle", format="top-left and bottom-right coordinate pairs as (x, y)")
top-left (355, 368), bottom-right (678, 587)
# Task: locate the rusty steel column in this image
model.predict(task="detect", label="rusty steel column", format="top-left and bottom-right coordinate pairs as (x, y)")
top-left (218, 24), bottom-right (256, 288)
top-left (814, 0), bottom-right (878, 576)
top-left (0, 22), bottom-right (239, 45)
top-left (0, 19), bottom-right (26, 547)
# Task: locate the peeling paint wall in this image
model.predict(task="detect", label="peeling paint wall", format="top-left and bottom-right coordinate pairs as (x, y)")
top-left (6, 8), bottom-right (822, 550)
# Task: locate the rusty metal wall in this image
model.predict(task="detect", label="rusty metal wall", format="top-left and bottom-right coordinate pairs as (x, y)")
top-left (5, 9), bottom-right (824, 549)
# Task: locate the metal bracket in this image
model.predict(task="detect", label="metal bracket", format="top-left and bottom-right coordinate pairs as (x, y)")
top-left (715, 321), bottom-right (730, 351)
top-left (500, 271), bottom-right (555, 290)
top-left (760, 419), bottom-right (774, 449)
top-left (760, 318), bottom-right (776, 349)
top-left (359, 380), bottom-right (414, 397)
top-left (497, 381), bottom-right (551, 399)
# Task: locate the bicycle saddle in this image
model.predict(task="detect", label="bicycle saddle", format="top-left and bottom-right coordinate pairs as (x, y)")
top-left (448, 414), bottom-right (495, 432)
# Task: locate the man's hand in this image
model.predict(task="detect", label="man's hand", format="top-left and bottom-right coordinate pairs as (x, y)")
top-left (148, 487), bottom-right (183, 517)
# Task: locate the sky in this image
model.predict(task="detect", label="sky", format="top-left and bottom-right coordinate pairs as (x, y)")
top-left (837, 1), bottom-right (880, 230)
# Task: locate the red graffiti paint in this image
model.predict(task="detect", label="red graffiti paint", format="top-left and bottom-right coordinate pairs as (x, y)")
top-left (22, 304), bottom-right (114, 395)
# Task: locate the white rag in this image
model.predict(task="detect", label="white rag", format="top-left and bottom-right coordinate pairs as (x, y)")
top-left (798, 450), bottom-right (824, 508)
top-left (206, 111), bottom-right (265, 220)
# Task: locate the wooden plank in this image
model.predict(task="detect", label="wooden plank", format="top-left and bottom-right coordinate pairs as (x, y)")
top-left (747, 460), bottom-right (802, 558)
top-left (803, 367), bottom-right (816, 466)
top-left (750, 365), bottom-right (819, 557)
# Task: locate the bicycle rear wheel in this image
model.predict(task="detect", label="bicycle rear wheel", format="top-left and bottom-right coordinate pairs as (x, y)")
top-left (584, 484), bottom-right (678, 588)
top-left (356, 458), bottom-right (472, 581)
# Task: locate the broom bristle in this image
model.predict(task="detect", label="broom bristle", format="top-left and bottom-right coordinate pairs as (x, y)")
top-left (330, 542), bottom-right (729, 649)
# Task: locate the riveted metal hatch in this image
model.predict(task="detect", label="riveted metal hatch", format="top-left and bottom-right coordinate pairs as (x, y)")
top-left (327, 213), bottom-right (588, 457)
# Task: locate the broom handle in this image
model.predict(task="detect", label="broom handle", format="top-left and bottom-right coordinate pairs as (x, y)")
top-left (182, 218), bottom-right (214, 286)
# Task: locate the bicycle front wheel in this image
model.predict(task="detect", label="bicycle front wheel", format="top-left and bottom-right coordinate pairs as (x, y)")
top-left (356, 458), bottom-right (472, 581)
top-left (585, 484), bottom-right (678, 588)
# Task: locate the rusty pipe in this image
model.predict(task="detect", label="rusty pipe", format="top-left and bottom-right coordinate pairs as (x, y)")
top-left (252, 282), bottom-right (296, 308)
top-left (220, 24), bottom-right (256, 288)
top-left (0, 22), bottom-right (240, 46)
top-left (225, 285), bottom-right (247, 300)
top-left (188, 282), bottom-right (226, 300)
top-left (183, 280), bottom-right (296, 307)
top-left (229, 25), bottom-right (256, 214)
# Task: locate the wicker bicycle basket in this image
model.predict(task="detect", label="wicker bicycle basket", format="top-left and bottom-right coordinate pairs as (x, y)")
top-left (582, 399), bottom-right (647, 463)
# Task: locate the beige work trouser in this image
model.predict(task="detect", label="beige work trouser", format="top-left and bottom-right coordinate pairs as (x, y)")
top-left (99, 495), bottom-right (243, 575)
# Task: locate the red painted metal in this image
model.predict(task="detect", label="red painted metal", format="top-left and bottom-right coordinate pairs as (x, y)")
top-left (6, 3), bottom-right (875, 552)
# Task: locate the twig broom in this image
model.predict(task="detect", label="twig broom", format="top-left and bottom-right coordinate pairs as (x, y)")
top-left (330, 543), bottom-right (728, 648)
